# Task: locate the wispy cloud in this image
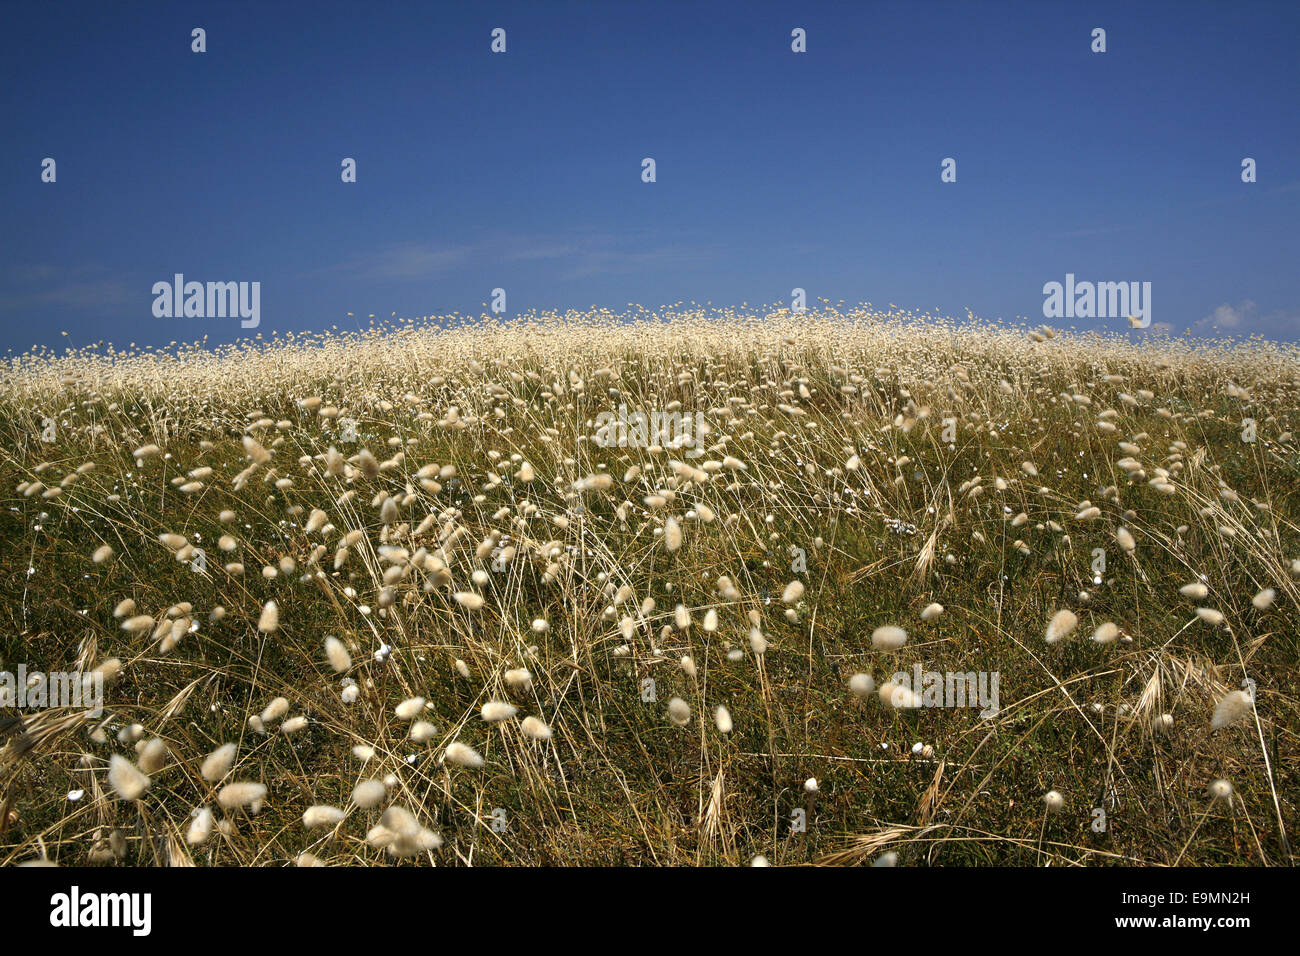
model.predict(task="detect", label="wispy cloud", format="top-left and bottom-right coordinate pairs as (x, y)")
top-left (1192, 299), bottom-right (1300, 337)
top-left (351, 243), bottom-right (477, 279)
top-left (0, 263), bottom-right (134, 313)
top-left (1197, 300), bottom-right (1257, 329)
top-left (330, 231), bottom-right (717, 282)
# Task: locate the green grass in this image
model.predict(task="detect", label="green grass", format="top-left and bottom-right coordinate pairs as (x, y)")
top-left (0, 307), bottom-right (1296, 866)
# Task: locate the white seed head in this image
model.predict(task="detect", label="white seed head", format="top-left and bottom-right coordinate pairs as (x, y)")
top-left (503, 667), bottom-right (533, 691)
top-left (848, 673), bottom-right (876, 697)
top-left (443, 741), bottom-right (485, 768)
top-left (1091, 621), bottom-right (1120, 644)
top-left (186, 807), bottom-right (215, 845)
top-left (1211, 689), bottom-right (1253, 731)
top-left (107, 754), bottom-right (151, 801)
top-left (257, 600), bottom-right (279, 633)
top-left (136, 738), bottom-right (168, 774)
top-left (281, 715), bottom-right (308, 734)
top-left (1252, 588), bottom-right (1276, 611)
top-left (352, 779), bottom-right (387, 808)
top-left (454, 591), bottom-right (486, 610)
top-left (217, 781), bottom-right (267, 813)
top-left (394, 696), bottom-right (426, 720)
top-left (663, 516), bottom-right (683, 552)
top-left (1116, 526), bottom-right (1136, 553)
top-left (878, 681), bottom-right (922, 709)
top-left (303, 805), bottom-right (346, 828)
top-left (324, 636), bottom-right (352, 672)
top-left (871, 625), bottom-right (907, 650)
top-left (1045, 609), bottom-right (1078, 644)
top-left (520, 716), bottom-right (553, 740)
top-left (714, 705), bottom-right (733, 733)
top-left (481, 701), bottom-right (518, 722)
top-left (261, 696), bottom-right (290, 723)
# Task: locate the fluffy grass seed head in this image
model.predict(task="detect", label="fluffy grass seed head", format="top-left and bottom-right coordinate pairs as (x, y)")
top-left (200, 743), bottom-right (237, 783)
top-left (1045, 609), bottom-right (1078, 644)
top-left (663, 516), bottom-right (683, 552)
top-left (714, 705), bottom-right (733, 733)
top-left (107, 754), bottom-right (151, 801)
top-left (878, 681), bottom-right (922, 709)
top-left (443, 741), bottom-right (485, 768)
top-left (217, 781), bottom-right (267, 814)
top-left (481, 701), bottom-right (518, 722)
top-left (520, 716), bottom-right (553, 740)
top-left (303, 805), bottom-right (346, 828)
top-left (848, 673), bottom-right (876, 697)
top-left (1211, 689), bottom-right (1254, 731)
top-left (352, 779), bottom-right (387, 808)
top-left (1091, 621), bottom-right (1121, 644)
top-left (257, 600), bottom-right (279, 633)
top-left (871, 625), bottom-right (907, 650)
top-left (503, 667), bottom-right (533, 691)
top-left (1207, 779), bottom-right (1234, 802)
top-left (394, 696), bottom-right (426, 720)
top-left (261, 696), bottom-right (290, 723)
top-left (324, 636), bottom-right (352, 672)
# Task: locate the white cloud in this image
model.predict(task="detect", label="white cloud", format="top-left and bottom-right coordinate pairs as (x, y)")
top-left (1202, 300), bottom-right (1258, 329)
top-left (1193, 299), bottom-right (1300, 338)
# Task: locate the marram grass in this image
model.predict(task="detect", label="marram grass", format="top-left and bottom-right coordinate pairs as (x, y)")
top-left (1, 305), bottom-right (1297, 866)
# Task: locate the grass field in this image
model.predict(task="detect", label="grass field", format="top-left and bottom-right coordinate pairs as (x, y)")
top-left (1, 306), bottom-right (1295, 866)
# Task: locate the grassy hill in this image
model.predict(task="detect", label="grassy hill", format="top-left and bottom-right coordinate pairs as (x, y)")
top-left (1, 307), bottom-right (1295, 866)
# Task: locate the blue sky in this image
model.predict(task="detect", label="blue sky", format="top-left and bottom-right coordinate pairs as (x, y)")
top-left (2, 0), bottom-right (1297, 354)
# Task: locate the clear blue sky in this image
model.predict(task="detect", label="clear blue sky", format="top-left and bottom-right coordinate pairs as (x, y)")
top-left (2, 0), bottom-right (1297, 354)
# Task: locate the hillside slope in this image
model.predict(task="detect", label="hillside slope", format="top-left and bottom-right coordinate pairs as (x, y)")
top-left (1, 307), bottom-right (1296, 866)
